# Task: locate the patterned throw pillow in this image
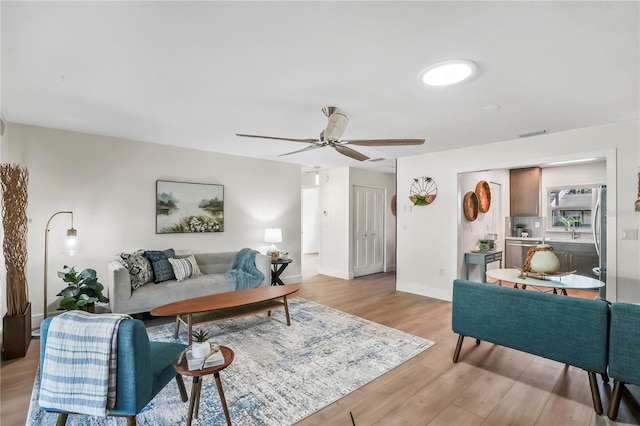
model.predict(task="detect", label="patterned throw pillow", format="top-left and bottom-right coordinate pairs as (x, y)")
top-left (168, 255), bottom-right (202, 282)
top-left (118, 250), bottom-right (154, 290)
top-left (145, 248), bottom-right (176, 283)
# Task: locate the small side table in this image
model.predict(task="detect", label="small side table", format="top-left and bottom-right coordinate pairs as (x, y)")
top-left (174, 346), bottom-right (235, 426)
top-left (270, 258), bottom-right (293, 285)
top-left (464, 251), bottom-right (503, 283)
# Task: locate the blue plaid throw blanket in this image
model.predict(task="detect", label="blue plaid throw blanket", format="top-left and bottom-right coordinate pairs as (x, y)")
top-left (39, 311), bottom-right (131, 417)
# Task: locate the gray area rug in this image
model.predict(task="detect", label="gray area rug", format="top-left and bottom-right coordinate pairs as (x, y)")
top-left (27, 298), bottom-right (435, 425)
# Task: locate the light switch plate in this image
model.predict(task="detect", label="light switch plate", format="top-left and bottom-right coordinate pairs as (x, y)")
top-left (621, 229), bottom-right (638, 240)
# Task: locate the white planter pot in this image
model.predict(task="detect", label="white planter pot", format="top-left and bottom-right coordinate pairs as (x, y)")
top-left (191, 342), bottom-right (210, 358)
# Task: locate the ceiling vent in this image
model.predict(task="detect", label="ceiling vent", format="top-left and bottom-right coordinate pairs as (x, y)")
top-left (516, 128), bottom-right (547, 138)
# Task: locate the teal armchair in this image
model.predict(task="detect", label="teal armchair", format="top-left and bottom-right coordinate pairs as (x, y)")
top-left (39, 316), bottom-right (188, 425)
top-left (607, 302), bottom-right (640, 420)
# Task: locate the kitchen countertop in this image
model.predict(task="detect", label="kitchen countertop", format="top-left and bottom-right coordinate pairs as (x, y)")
top-left (505, 236), bottom-right (595, 245)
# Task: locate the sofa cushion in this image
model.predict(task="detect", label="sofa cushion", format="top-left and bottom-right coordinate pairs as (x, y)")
top-left (118, 250), bottom-right (154, 290)
top-left (168, 255), bottom-right (202, 282)
top-left (145, 249), bottom-right (176, 283)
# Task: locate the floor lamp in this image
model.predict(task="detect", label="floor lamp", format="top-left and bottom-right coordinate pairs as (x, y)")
top-left (43, 211), bottom-right (79, 322)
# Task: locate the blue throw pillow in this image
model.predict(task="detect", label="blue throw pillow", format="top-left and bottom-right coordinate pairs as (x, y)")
top-left (145, 249), bottom-right (176, 283)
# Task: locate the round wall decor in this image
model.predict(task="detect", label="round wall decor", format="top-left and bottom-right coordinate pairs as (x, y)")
top-left (463, 191), bottom-right (479, 221)
top-left (390, 194), bottom-right (397, 217)
top-left (409, 177), bottom-right (437, 206)
top-left (475, 180), bottom-right (491, 213)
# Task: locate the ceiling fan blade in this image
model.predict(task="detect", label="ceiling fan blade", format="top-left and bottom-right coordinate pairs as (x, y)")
top-left (278, 144), bottom-right (326, 157)
top-left (345, 138), bottom-right (425, 146)
top-left (334, 145), bottom-right (369, 161)
top-left (236, 133), bottom-right (319, 143)
top-left (324, 112), bottom-right (349, 141)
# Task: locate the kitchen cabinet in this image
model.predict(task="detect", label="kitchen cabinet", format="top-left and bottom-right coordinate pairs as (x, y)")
top-left (549, 242), bottom-right (598, 278)
top-left (510, 167), bottom-right (541, 216)
top-left (505, 239), bottom-right (541, 269)
top-left (505, 238), bottom-right (598, 278)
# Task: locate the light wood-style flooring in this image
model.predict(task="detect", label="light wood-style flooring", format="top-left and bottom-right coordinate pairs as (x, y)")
top-left (2, 263), bottom-right (639, 425)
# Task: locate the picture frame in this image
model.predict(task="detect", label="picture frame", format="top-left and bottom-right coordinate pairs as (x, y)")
top-left (156, 180), bottom-right (224, 234)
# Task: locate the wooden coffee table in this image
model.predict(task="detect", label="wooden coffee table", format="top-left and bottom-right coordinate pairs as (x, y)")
top-left (151, 284), bottom-right (300, 344)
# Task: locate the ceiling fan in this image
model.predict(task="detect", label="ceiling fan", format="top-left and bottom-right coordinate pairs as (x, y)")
top-left (236, 106), bottom-right (425, 161)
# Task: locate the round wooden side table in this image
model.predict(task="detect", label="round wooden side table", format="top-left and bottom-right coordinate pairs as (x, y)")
top-left (174, 346), bottom-right (235, 426)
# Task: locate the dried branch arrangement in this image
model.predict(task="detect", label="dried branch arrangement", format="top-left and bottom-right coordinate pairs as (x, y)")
top-left (1, 164), bottom-right (29, 316)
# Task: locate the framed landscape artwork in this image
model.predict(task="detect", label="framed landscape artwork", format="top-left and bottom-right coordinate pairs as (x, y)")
top-left (156, 180), bottom-right (224, 234)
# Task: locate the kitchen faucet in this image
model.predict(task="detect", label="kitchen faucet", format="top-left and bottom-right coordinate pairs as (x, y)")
top-left (570, 226), bottom-right (578, 240)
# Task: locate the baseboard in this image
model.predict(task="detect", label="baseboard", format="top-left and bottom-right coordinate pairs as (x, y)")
top-left (318, 268), bottom-right (351, 280)
top-left (280, 274), bottom-right (302, 285)
top-left (395, 280), bottom-right (452, 302)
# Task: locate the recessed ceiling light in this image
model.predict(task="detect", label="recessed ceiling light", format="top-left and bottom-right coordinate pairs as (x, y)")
top-left (420, 59), bottom-right (477, 86)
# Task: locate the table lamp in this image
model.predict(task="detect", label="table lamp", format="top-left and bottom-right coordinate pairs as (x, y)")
top-left (264, 228), bottom-right (282, 256)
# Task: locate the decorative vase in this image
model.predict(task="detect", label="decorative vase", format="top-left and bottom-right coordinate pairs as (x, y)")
top-left (530, 244), bottom-right (560, 274)
top-left (2, 302), bottom-right (31, 361)
top-left (191, 342), bottom-right (210, 358)
top-left (479, 243), bottom-right (490, 252)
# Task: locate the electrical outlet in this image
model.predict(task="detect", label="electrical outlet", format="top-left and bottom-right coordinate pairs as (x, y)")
top-left (439, 268), bottom-right (445, 276)
top-left (535, 222), bottom-right (540, 229)
top-left (622, 229), bottom-right (638, 240)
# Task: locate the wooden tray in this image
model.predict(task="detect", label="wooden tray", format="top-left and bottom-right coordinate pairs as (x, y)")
top-left (475, 180), bottom-right (491, 213)
top-left (463, 191), bottom-right (478, 221)
top-left (520, 270), bottom-right (577, 279)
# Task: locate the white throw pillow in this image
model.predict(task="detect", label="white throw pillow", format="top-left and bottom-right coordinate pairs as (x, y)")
top-left (168, 255), bottom-right (202, 282)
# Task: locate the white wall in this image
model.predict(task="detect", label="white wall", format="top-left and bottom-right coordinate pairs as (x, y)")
top-left (1, 123), bottom-right (303, 327)
top-left (397, 119), bottom-right (640, 303)
top-left (319, 168), bottom-right (351, 279)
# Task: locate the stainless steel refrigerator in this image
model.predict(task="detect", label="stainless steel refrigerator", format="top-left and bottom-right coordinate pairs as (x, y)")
top-left (592, 185), bottom-right (607, 297)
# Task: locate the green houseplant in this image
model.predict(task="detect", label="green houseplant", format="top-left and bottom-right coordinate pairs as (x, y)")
top-left (57, 265), bottom-right (108, 311)
top-left (191, 328), bottom-right (211, 358)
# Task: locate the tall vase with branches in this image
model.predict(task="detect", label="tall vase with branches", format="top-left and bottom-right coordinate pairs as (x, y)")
top-left (1, 163), bottom-right (30, 360)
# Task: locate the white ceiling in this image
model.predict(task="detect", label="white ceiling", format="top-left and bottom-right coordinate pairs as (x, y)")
top-left (2, 1), bottom-right (639, 173)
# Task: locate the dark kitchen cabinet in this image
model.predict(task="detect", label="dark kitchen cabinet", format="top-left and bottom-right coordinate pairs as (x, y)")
top-left (548, 242), bottom-right (599, 278)
top-left (510, 167), bottom-right (542, 216)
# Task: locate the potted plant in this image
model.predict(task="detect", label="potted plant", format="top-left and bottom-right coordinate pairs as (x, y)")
top-left (57, 265), bottom-right (108, 311)
top-left (191, 328), bottom-right (210, 358)
top-left (1, 164), bottom-right (31, 360)
top-left (514, 223), bottom-right (527, 237)
top-left (478, 239), bottom-right (490, 252)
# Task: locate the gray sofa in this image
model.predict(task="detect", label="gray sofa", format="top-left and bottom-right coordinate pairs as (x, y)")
top-left (107, 251), bottom-right (271, 314)
top-left (452, 278), bottom-right (609, 414)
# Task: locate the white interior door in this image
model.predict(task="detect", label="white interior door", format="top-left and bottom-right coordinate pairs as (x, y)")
top-left (353, 185), bottom-right (384, 277)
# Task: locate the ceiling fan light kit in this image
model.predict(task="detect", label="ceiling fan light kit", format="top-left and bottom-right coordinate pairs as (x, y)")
top-left (236, 107), bottom-right (425, 161)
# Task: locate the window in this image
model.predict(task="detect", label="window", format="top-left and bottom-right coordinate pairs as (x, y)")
top-left (547, 186), bottom-right (598, 230)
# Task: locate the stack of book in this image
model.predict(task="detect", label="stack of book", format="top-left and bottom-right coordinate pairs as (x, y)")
top-left (186, 348), bottom-right (224, 370)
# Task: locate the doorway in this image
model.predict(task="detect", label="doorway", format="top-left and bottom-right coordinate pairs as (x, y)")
top-left (301, 187), bottom-right (320, 278)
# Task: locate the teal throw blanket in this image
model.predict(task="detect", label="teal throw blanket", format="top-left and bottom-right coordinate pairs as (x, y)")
top-left (225, 248), bottom-right (265, 290)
